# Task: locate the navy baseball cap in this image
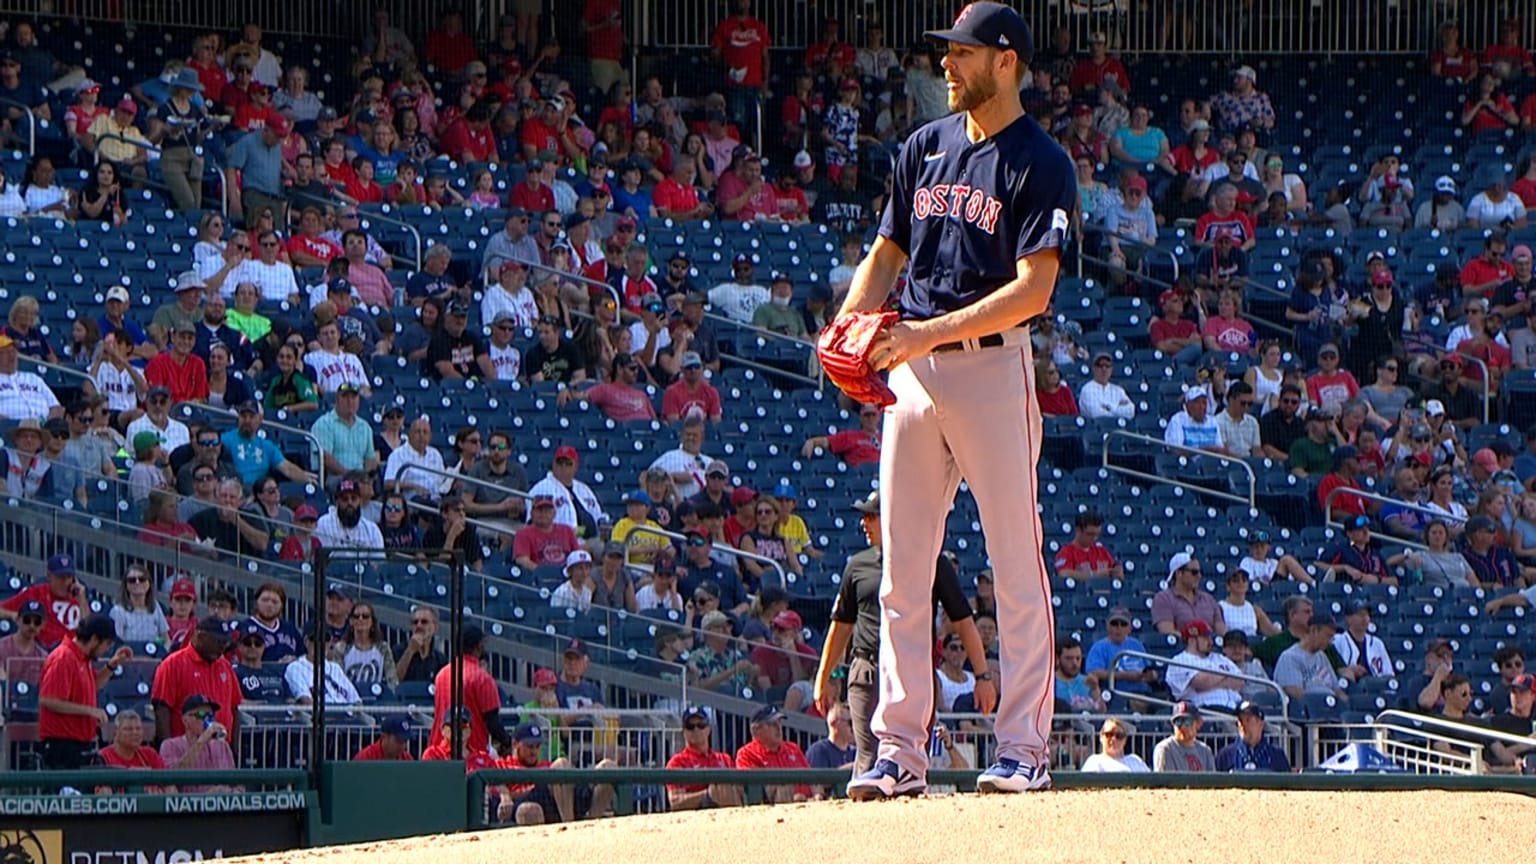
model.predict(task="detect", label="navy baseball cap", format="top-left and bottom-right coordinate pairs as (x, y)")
top-left (681, 706), bottom-right (710, 724)
top-left (444, 706), bottom-right (472, 724)
top-left (513, 722), bottom-right (544, 744)
top-left (1236, 701), bottom-right (1266, 719)
top-left (47, 553), bottom-right (75, 576)
top-left (925, 2), bottom-right (1034, 64)
top-left (238, 620), bottom-right (265, 640)
top-left (17, 599), bottom-right (44, 618)
top-left (380, 716), bottom-right (410, 737)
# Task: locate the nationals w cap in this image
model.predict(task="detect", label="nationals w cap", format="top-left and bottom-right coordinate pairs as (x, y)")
top-left (925, 2), bottom-right (1034, 65)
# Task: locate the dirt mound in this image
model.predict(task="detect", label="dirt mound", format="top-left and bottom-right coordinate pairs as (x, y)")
top-left (244, 789), bottom-right (1534, 864)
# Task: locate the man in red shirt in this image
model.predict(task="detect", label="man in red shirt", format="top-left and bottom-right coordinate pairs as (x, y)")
top-left (430, 625), bottom-right (511, 755)
top-left (710, 0), bottom-right (771, 139)
top-left (440, 103), bottom-right (496, 165)
top-left (1305, 343), bottom-right (1361, 413)
top-left (144, 322), bottom-right (210, 404)
top-left (1052, 511), bottom-right (1123, 579)
top-left (1149, 289), bottom-right (1202, 363)
top-left (423, 11), bottom-right (478, 75)
top-left (665, 706), bottom-right (742, 809)
top-left (513, 497), bottom-right (580, 570)
top-left (98, 710), bottom-right (167, 776)
top-left (353, 715), bottom-right (415, 761)
top-left (519, 100), bottom-right (564, 164)
top-left (560, 354), bottom-right (657, 421)
top-left (1, 552), bottom-right (86, 648)
top-left (770, 170), bottom-right (809, 223)
top-left (662, 352), bottom-right (723, 423)
top-left (39, 613), bottom-right (132, 768)
top-left (509, 158), bottom-right (556, 212)
top-left (750, 610), bottom-right (818, 703)
top-left (582, 0), bottom-right (626, 94)
top-left (1460, 233), bottom-right (1514, 299)
top-left (150, 616), bottom-right (242, 747)
top-left (653, 159), bottom-right (711, 220)
top-left (494, 722), bottom-right (616, 825)
top-left (735, 706), bottom-right (810, 802)
top-left (1069, 32), bottom-right (1130, 97)
top-left (801, 403), bottom-right (881, 467)
top-left (1317, 446), bottom-right (1369, 519)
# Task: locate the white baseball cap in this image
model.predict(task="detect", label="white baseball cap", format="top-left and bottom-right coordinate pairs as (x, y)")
top-left (1434, 175), bottom-right (1457, 194)
top-left (1235, 65), bottom-right (1257, 81)
top-left (1168, 551), bottom-right (1195, 579)
top-left (793, 150), bottom-right (813, 169)
top-left (105, 286), bottom-right (130, 304)
top-left (563, 549), bottom-right (593, 573)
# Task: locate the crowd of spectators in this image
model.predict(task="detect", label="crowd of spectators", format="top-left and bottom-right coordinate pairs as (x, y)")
top-left (4, 5), bottom-right (1536, 794)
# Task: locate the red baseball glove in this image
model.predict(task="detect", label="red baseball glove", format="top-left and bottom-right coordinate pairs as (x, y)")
top-left (815, 310), bottom-right (900, 407)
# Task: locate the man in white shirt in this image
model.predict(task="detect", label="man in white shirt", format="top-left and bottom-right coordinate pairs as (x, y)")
top-left (125, 386), bottom-right (190, 451)
top-left (1330, 600), bottom-right (1395, 680)
top-left (480, 260), bottom-right (540, 329)
top-left (707, 254), bottom-right (770, 324)
top-left (0, 334), bottom-right (62, 421)
top-left (526, 446), bottom-right (606, 538)
top-left (1165, 386), bottom-right (1227, 453)
top-left (646, 417), bottom-right (716, 500)
top-left (209, 230), bottom-right (300, 302)
top-left (549, 549), bottom-right (594, 612)
top-left (1216, 381), bottom-right (1263, 457)
top-left (1078, 352), bottom-right (1136, 419)
top-left (284, 632), bottom-right (362, 705)
top-left (1165, 620), bottom-right (1245, 710)
top-left (314, 478), bottom-right (384, 550)
top-left (385, 416), bottom-right (446, 502)
top-left (1466, 176), bottom-right (1528, 229)
top-left (304, 320), bottom-right (372, 396)
top-left (486, 312), bottom-right (524, 381)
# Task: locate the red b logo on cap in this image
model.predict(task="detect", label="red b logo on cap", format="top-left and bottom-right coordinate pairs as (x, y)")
top-left (954, 3), bottom-right (974, 26)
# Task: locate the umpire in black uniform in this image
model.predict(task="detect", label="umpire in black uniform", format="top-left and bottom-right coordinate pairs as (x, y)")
top-left (813, 490), bottom-right (998, 775)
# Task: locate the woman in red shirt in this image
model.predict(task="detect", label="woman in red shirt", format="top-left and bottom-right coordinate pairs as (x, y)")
top-left (1430, 21), bottom-right (1479, 81)
top-left (1034, 357), bottom-right (1079, 417)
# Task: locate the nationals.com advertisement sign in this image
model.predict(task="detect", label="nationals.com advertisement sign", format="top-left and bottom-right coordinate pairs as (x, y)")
top-left (0, 793), bottom-right (307, 863)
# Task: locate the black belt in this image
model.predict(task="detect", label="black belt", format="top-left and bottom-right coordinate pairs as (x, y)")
top-left (932, 333), bottom-right (1006, 353)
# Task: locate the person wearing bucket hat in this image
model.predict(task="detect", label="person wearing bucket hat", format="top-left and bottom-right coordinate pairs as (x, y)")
top-left (143, 66), bottom-right (211, 211)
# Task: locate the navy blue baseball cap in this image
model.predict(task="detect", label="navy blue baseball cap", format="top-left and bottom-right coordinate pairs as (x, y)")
top-left (17, 599), bottom-right (44, 618)
top-left (47, 553), bottom-right (75, 576)
top-left (513, 722), bottom-right (544, 744)
top-left (444, 706), bottom-right (473, 724)
top-left (925, 2), bottom-right (1034, 64)
top-left (380, 716), bottom-right (410, 737)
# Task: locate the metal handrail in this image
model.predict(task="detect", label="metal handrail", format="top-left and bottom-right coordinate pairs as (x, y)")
top-left (629, 522), bottom-right (788, 591)
top-left (1321, 487), bottom-right (1445, 553)
top-left (1373, 709), bottom-right (1534, 755)
top-left (178, 400), bottom-right (326, 488)
top-left (519, 256), bottom-right (625, 319)
top-left (399, 460), bottom-right (536, 506)
top-left (702, 311), bottom-right (817, 348)
top-left (17, 353), bottom-right (96, 387)
top-left (96, 131), bottom-right (225, 216)
top-left (1107, 648), bottom-right (1291, 721)
top-left (0, 96), bottom-right (36, 156)
top-left (714, 351), bottom-right (822, 388)
top-left (1101, 428), bottom-right (1258, 507)
top-left (356, 205), bottom-right (423, 271)
top-left (1078, 241), bottom-right (1293, 338)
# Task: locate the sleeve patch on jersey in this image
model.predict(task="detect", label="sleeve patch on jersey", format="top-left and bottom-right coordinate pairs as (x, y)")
top-left (1051, 208), bottom-right (1070, 233)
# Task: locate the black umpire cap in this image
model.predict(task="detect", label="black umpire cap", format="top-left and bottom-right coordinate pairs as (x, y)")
top-left (925, 2), bottom-right (1034, 66)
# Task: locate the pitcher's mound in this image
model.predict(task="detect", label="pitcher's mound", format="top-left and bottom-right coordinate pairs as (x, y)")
top-left (251, 788), bottom-right (1535, 864)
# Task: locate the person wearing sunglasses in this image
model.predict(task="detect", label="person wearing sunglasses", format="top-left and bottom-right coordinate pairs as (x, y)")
top-left (1151, 701), bottom-right (1215, 772)
top-left (1151, 552), bottom-right (1225, 637)
top-left (159, 694), bottom-right (236, 784)
top-left (108, 564), bottom-right (169, 646)
top-left (0, 597), bottom-right (49, 673)
top-left (1080, 718), bottom-right (1148, 773)
top-left (665, 706), bottom-right (742, 810)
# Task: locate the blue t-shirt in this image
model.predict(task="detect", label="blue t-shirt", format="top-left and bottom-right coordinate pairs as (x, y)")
top-left (96, 315), bottom-right (149, 348)
top-left (1084, 636), bottom-right (1150, 693)
top-left (806, 738), bottom-right (857, 769)
top-left (879, 111), bottom-right (1075, 320)
top-left (232, 661), bottom-right (288, 702)
top-left (1112, 126), bottom-right (1167, 164)
top-left (248, 616), bottom-right (305, 664)
top-left (355, 143), bottom-right (405, 185)
top-left (221, 429), bottom-right (286, 485)
top-left (610, 185), bottom-right (653, 220)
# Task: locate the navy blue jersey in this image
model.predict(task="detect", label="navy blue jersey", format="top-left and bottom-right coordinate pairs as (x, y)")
top-left (879, 112), bottom-right (1076, 320)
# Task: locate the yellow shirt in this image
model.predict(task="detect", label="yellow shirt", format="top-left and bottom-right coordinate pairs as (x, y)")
top-left (779, 514), bottom-right (810, 556)
top-left (87, 115), bottom-right (151, 165)
top-left (613, 517), bottom-right (667, 565)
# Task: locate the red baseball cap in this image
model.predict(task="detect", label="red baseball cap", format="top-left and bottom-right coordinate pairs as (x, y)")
top-left (730, 487), bottom-right (758, 507)
top-left (772, 610), bottom-right (803, 630)
top-left (170, 578), bottom-right (196, 599)
top-left (266, 115), bottom-right (290, 137)
top-left (1126, 174), bottom-right (1148, 192)
top-left (1181, 620), bottom-right (1213, 640)
top-left (554, 445), bottom-right (579, 463)
top-left (532, 668), bottom-right (558, 688)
